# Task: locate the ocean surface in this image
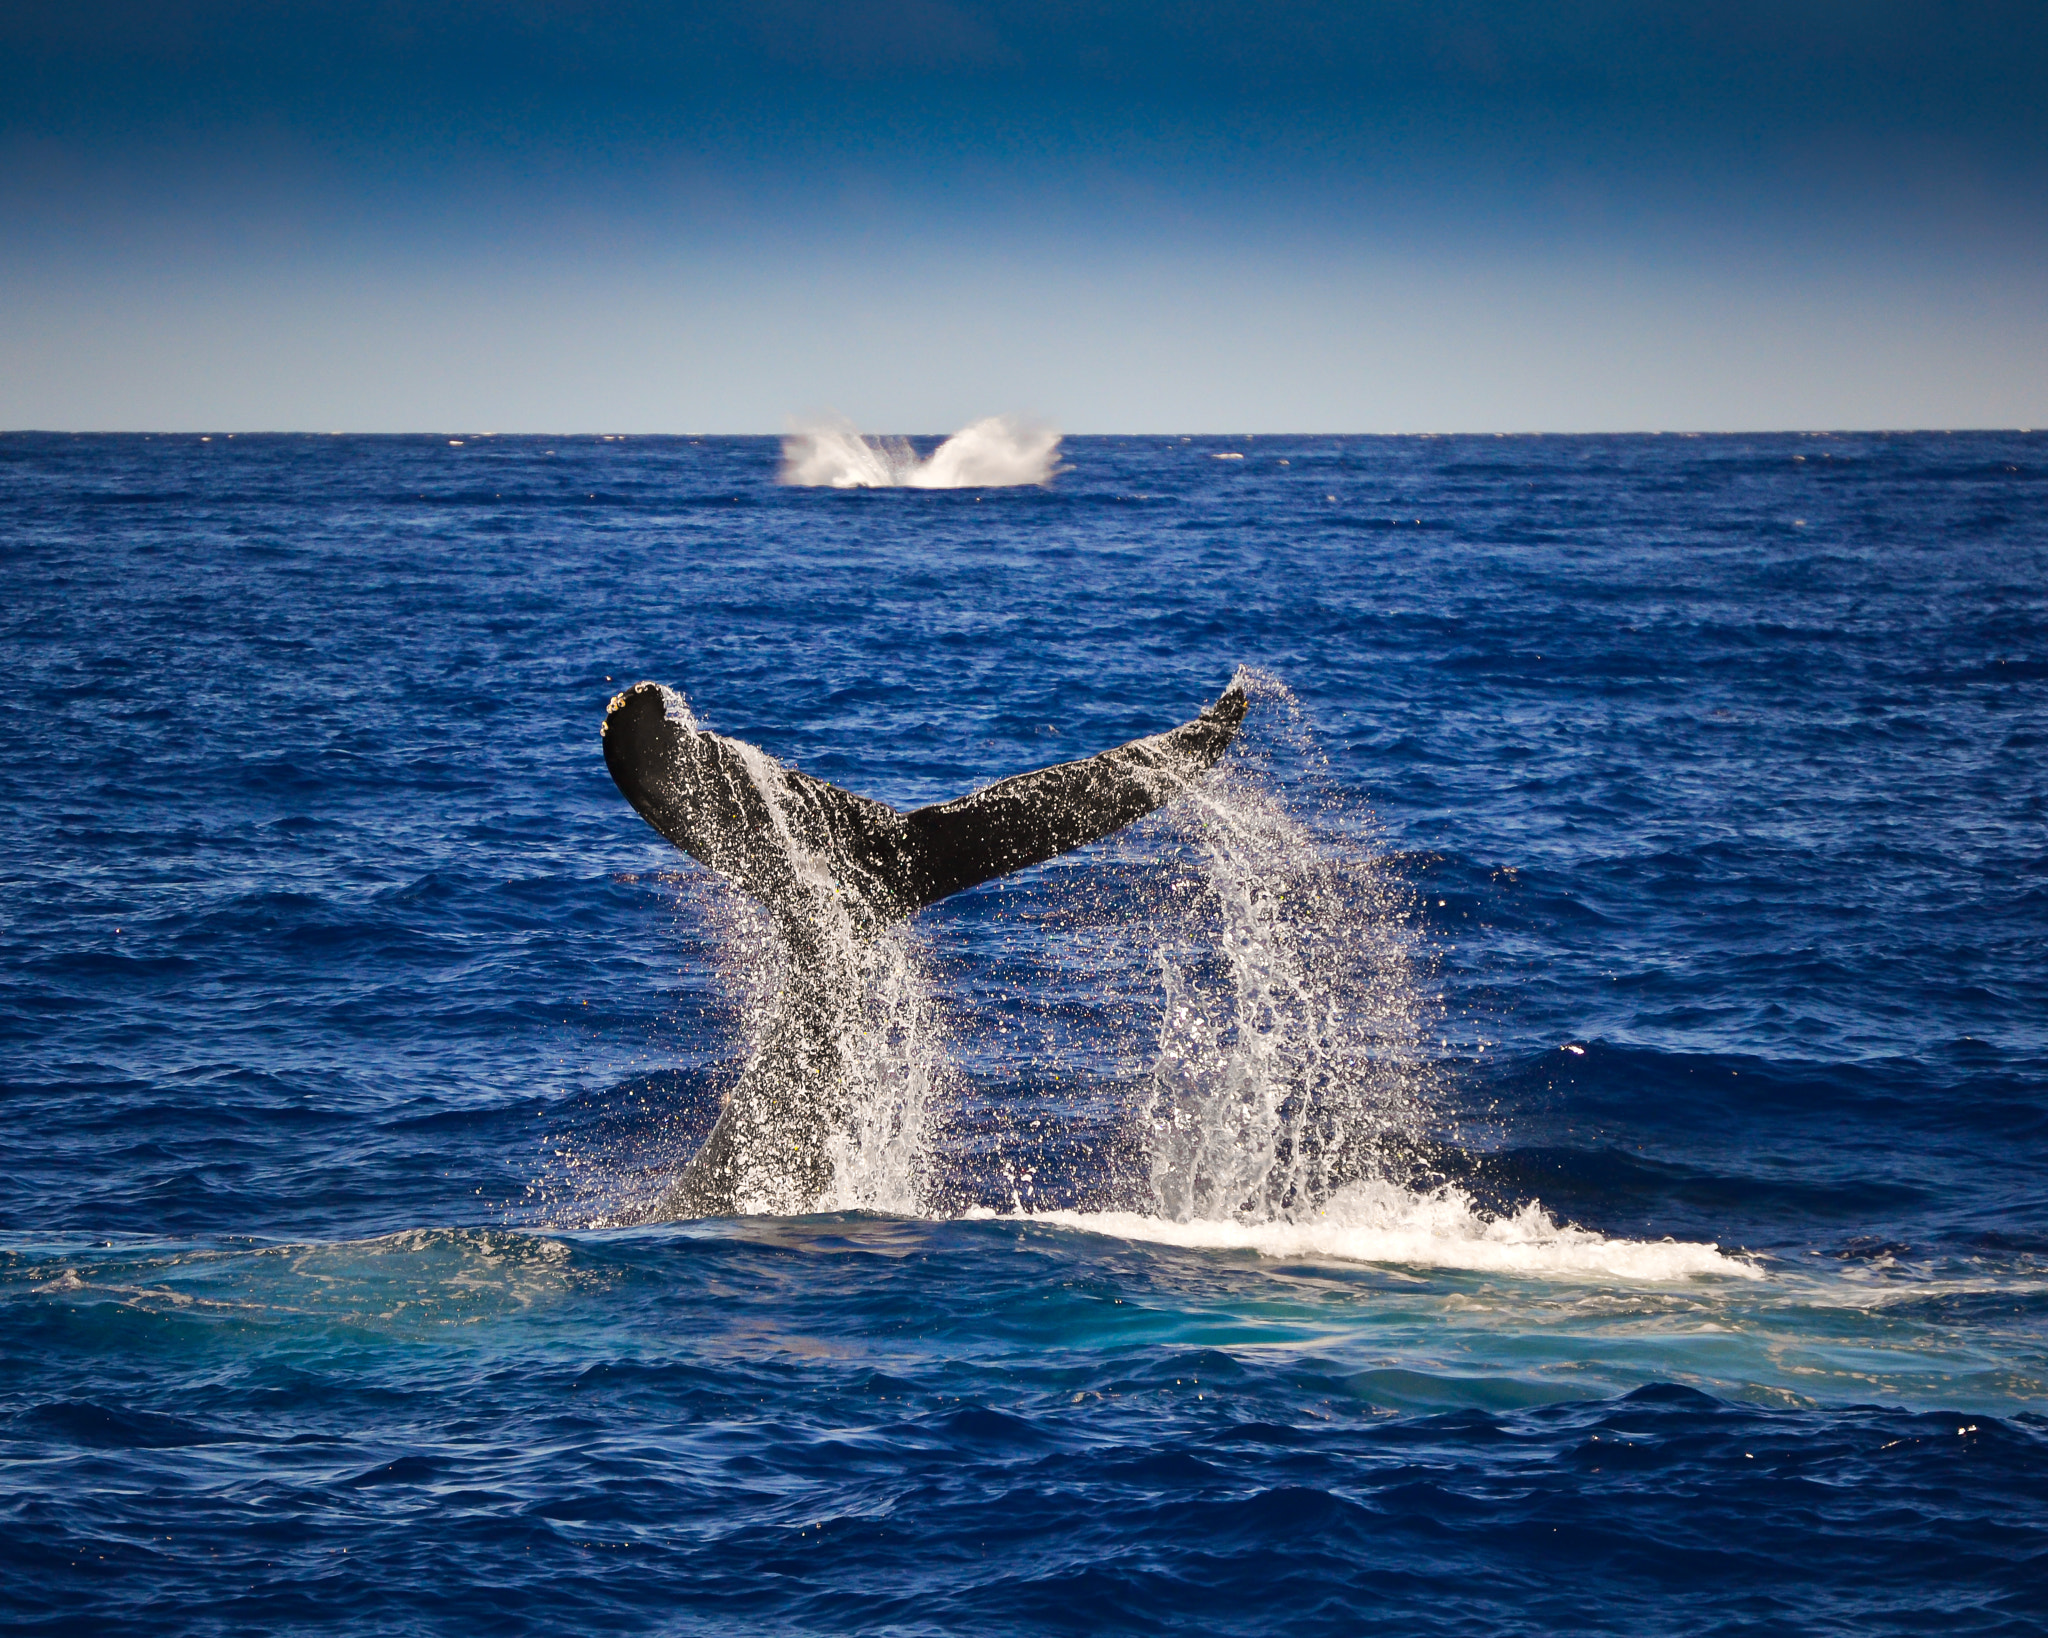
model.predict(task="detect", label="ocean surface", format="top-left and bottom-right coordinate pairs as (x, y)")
top-left (2, 428), bottom-right (2045, 1634)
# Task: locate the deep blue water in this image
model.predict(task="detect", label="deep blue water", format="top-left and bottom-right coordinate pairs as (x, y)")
top-left (3, 430), bottom-right (2045, 1634)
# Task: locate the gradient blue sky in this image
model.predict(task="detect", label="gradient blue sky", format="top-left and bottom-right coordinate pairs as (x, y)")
top-left (4, 1), bottom-right (2044, 431)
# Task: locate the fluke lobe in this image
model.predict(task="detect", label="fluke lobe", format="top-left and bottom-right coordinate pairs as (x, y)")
top-left (602, 679), bottom-right (1249, 1219)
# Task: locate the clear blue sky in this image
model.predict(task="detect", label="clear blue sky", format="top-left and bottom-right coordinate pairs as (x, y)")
top-left (4, 1), bottom-right (2044, 432)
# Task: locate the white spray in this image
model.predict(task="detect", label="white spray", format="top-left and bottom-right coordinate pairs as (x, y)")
top-left (1141, 678), bottom-right (1435, 1223)
top-left (780, 416), bottom-right (1064, 489)
top-left (713, 737), bottom-right (940, 1217)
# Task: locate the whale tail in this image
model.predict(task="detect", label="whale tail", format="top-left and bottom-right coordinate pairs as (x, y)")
top-left (600, 677), bottom-right (1248, 1219)
top-left (601, 680), bottom-right (1249, 921)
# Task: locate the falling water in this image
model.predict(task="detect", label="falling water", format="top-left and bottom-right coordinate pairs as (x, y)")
top-left (678, 890), bottom-right (939, 1219)
top-left (819, 929), bottom-right (942, 1214)
top-left (692, 710), bottom-right (942, 1217)
top-left (1140, 672), bottom-right (1437, 1222)
top-left (538, 685), bottom-right (941, 1224)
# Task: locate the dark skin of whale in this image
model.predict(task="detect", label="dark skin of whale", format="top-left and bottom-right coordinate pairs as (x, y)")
top-left (602, 679), bottom-right (1249, 1218)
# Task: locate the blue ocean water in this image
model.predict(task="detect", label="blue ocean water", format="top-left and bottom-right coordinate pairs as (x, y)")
top-left (2, 429), bottom-right (2045, 1634)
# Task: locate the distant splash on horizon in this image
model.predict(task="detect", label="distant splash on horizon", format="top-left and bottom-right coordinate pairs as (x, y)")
top-left (780, 415), bottom-right (1063, 488)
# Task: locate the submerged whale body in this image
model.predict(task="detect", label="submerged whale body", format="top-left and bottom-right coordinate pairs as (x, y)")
top-left (602, 679), bottom-right (1249, 1219)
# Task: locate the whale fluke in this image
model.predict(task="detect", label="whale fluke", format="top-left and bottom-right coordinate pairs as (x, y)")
top-left (602, 681), bottom-right (1248, 923)
top-left (599, 677), bottom-right (1248, 1219)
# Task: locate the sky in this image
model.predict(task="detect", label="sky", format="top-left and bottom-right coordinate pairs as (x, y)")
top-left (3, 1), bottom-right (2044, 432)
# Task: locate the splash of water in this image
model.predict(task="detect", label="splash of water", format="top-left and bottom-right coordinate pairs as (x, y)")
top-left (539, 684), bottom-right (939, 1224)
top-left (561, 672), bottom-right (1743, 1280)
top-left (687, 902), bottom-right (937, 1219)
top-left (1015, 669), bottom-right (1749, 1280)
top-left (1141, 673), bottom-right (1436, 1222)
top-left (693, 726), bottom-right (940, 1217)
top-left (821, 930), bottom-right (941, 1214)
top-left (780, 416), bottom-right (1063, 488)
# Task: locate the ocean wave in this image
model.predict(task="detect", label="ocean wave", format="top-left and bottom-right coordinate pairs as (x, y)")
top-left (989, 1179), bottom-right (1758, 1281)
top-left (779, 415), bottom-right (1061, 488)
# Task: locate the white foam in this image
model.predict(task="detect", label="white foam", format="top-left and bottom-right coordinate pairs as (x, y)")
top-left (780, 416), bottom-right (1061, 488)
top-left (992, 1179), bottom-right (1758, 1282)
